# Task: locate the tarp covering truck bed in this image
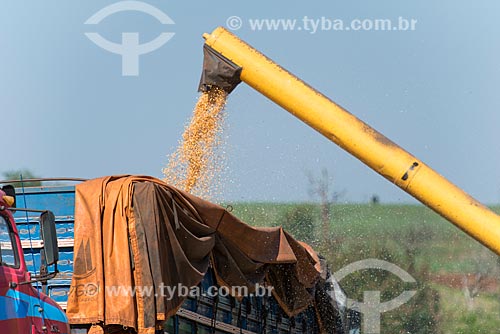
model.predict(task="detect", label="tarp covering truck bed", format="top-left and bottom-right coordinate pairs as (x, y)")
top-left (66, 176), bottom-right (347, 333)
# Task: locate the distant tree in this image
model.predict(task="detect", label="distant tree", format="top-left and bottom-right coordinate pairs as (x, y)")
top-left (306, 168), bottom-right (344, 244)
top-left (370, 194), bottom-right (380, 205)
top-left (2, 169), bottom-right (42, 187)
top-left (462, 247), bottom-right (496, 310)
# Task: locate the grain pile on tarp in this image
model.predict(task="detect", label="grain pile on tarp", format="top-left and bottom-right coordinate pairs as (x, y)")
top-left (66, 175), bottom-right (344, 334)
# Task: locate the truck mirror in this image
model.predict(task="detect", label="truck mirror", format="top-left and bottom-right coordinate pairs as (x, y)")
top-left (40, 211), bottom-right (59, 266)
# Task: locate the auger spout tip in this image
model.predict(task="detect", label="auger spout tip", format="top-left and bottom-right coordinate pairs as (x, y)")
top-left (198, 44), bottom-right (242, 94)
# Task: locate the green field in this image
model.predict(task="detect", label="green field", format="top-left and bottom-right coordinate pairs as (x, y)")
top-left (230, 203), bottom-right (500, 333)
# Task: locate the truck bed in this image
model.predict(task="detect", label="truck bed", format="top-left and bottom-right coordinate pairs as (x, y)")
top-left (14, 185), bottom-right (324, 334)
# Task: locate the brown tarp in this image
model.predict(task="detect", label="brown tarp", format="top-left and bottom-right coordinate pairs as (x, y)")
top-left (67, 176), bottom-right (336, 333)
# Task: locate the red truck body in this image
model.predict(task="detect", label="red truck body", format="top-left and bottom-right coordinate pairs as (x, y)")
top-left (0, 189), bottom-right (69, 333)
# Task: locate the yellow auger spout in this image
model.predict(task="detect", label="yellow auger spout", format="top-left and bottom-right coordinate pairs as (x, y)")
top-left (201, 26), bottom-right (500, 256)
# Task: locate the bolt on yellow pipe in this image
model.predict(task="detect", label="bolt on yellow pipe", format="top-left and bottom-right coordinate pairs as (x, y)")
top-left (203, 26), bottom-right (500, 256)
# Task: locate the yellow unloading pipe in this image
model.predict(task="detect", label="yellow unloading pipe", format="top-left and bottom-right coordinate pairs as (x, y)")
top-left (203, 27), bottom-right (500, 256)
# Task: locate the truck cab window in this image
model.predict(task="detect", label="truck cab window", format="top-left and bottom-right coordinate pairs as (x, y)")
top-left (0, 215), bottom-right (19, 268)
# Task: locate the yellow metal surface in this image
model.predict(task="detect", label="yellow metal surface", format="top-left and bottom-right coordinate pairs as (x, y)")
top-left (3, 195), bottom-right (14, 207)
top-left (203, 26), bottom-right (500, 256)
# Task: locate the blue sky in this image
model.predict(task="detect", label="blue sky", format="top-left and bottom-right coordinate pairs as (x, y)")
top-left (2, 0), bottom-right (500, 203)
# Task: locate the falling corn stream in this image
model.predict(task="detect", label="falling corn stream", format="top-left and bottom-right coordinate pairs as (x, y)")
top-left (163, 87), bottom-right (228, 200)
